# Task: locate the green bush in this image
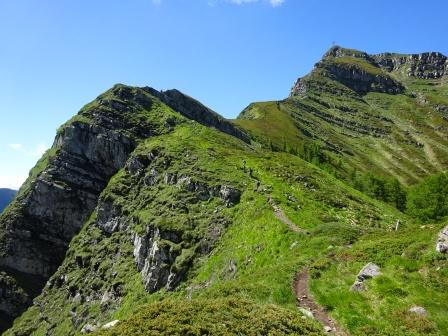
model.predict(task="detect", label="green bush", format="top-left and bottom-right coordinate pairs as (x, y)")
top-left (95, 297), bottom-right (323, 336)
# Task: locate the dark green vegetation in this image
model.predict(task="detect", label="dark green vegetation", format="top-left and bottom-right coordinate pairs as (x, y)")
top-left (96, 298), bottom-right (322, 336)
top-left (407, 172), bottom-right (448, 222)
top-left (2, 47), bottom-right (448, 335)
top-left (0, 189), bottom-right (16, 213)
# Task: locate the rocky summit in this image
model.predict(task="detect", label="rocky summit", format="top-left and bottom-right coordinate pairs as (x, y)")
top-left (1, 47), bottom-right (448, 335)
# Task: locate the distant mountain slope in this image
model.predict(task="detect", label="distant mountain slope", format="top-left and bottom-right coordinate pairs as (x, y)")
top-left (0, 189), bottom-right (16, 213)
top-left (235, 46), bottom-right (448, 185)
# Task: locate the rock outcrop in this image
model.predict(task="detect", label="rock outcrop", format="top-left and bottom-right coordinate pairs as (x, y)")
top-left (318, 60), bottom-right (404, 95)
top-left (374, 52), bottom-right (448, 79)
top-left (0, 84), bottom-right (245, 331)
top-left (133, 226), bottom-right (181, 292)
top-left (291, 46), bottom-right (448, 97)
top-left (291, 46), bottom-right (404, 96)
top-left (0, 116), bottom-right (138, 329)
top-left (125, 153), bottom-right (241, 293)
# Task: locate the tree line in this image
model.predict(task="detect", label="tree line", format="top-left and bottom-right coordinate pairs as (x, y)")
top-left (271, 138), bottom-right (448, 222)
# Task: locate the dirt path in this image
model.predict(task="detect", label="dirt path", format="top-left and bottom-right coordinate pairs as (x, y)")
top-left (294, 269), bottom-right (346, 335)
top-left (268, 196), bottom-right (306, 233)
top-left (267, 195), bottom-right (346, 334)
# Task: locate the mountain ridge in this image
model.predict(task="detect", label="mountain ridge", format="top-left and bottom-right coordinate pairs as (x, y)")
top-left (237, 46), bottom-right (448, 186)
top-left (2, 46), bottom-right (448, 335)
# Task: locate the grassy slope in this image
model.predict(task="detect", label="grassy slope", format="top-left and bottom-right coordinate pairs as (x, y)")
top-left (5, 56), bottom-right (448, 335)
top-left (98, 123), bottom-right (448, 335)
top-left (333, 57), bottom-right (383, 76)
top-left (5, 121), bottom-right (447, 335)
top-left (235, 57), bottom-right (448, 186)
top-left (5, 120), bottom-right (420, 335)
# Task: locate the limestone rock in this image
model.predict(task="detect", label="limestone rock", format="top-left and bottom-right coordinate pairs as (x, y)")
top-left (350, 263), bottom-right (381, 291)
top-left (299, 307), bottom-right (314, 319)
top-left (356, 262), bottom-right (382, 281)
top-left (324, 326), bottom-right (333, 333)
top-left (436, 226), bottom-right (448, 253)
top-left (81, 324), bottom-right (98, 334)
top-left (102, 320), bottom-right (120, 329)
top-left (409, 306), bottom-right (427, 316)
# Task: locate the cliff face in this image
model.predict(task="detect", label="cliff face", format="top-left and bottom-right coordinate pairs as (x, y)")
top-left (0, 86), bottom-right (153, 330)
top-left (374, 51), bottom-right (448, 79)
top-left (4, 121), bottom-right (250, 335)
top-left (0, 84), bottom-right (246, 332)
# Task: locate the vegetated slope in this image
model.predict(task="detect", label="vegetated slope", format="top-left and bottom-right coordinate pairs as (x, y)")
top-left (3, 47), bottom-right (448, 336)
top-left (0, 190), bottom-right (16, 214)
top-left (0, 84), bottom-right (247, 332)
top-left (235, 46), bottom-right (448, 185)
top-left (8, 118), bottom-right (411, 336)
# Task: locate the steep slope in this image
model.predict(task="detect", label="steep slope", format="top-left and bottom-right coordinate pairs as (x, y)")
top-left (14, 122), bottom-right (448, 336)
top-left (7, 120), bottom-right (410, 335)
top-left (235, 46), bottom-right (448, 185)
top-left (0, 190), bottom-right (16, 214)
top-left (3, 47), bottom-right (448, 336)
top-left (0, 84), bottom-right (247, 332)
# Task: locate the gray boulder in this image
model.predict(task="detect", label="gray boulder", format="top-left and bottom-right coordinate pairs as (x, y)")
top-left (298, 307), bottom-right (314, 319)
top-left (436, 226), bottom-right (448, 253)
top-left (357, 262), bottom-right (382, 281)
top-left (102, 320), bottom-right (120, 329)
top-left (81, 324), bottom-right (98, 334)
top-left (409, 306), bottom-right (428, 316)
top-left (350, 280), bottom-right (365, 292)
top-left (350, 262), bottom-right (381, 292)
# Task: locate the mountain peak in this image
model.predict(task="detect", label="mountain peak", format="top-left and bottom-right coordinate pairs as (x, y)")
top-left (323, 45), bottom-right (370, 60)
top-left (291, 46), bottom-right (448, 97)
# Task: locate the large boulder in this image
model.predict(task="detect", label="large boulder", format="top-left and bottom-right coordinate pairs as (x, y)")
top-left (409, 306), bottom-right (428, 316)
top-left (356, 262), bottom-right (382, 281)
top-left (350, 262), bottom-right (381, 292)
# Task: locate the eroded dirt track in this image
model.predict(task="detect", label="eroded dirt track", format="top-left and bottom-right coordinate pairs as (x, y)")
top-left (268, 196), bottom-right (346, 335)
top-left (294, 269), bottom-right (346, 335)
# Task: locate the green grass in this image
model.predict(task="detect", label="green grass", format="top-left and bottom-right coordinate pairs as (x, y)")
top-left (234, 101), bottom-right (301, 150)
top-left (311, 222), bottom-right (448, 335)
top-left (333, 56), bottom-right (384, 76)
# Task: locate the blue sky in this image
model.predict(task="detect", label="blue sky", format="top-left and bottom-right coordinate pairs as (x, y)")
top-left (1, 0), bottom-right (448, 189)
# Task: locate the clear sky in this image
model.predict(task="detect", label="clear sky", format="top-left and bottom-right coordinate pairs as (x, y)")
top-left (1, 0), bottom-right (448, 189)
